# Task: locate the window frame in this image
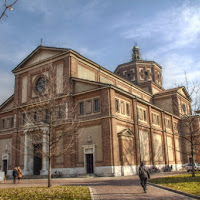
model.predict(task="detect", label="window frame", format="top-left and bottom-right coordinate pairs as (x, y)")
top-left (58, 106), bottom-right (62, 118)
top-left (22, 113), bottom-right (26, 125)
top-left (79, 101), bottom-right (84, 115)
top-left (127, 73), bottom-right (131, 79)
top-left (157, 115), bottom-right (160, 125)
top-left (138, 106), bottom-right (147, 122)
top-left (115, 99), bottom-right (119, 113)
top-left (151, 113), bottom-right (160, 126)
top-left (93, 98), bottom-right (100, 113)
top-left (121, 101), bottom-right (125, 114)
top-left (151, 113), bottom-right (154, 123)
top-left (45, 109), bottom-right (49, 121)
top-left (143, 110), bottom-right (146, 121)
top-left (165, 118), bottom-right (171, 129)
top-left (33, 112), bottom-right (37, 122)
top-left (11, 117), bottom-right (14, 128)
top-left (2, 119), bottom-right (5, 129)
top-left (126, 103), bottom-right (130, 116)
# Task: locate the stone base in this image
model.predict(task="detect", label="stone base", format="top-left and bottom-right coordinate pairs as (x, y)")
top-left (40, 169), bottom-right (48, 175)
top-left (15, 163), bottom-right (184, 178)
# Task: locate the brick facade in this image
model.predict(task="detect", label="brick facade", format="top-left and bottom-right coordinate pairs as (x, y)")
top-left (0, 45), bottom-right (199, 177)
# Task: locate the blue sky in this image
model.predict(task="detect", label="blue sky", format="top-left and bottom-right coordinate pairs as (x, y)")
top-left (0, 0), bottom-right (200, 104)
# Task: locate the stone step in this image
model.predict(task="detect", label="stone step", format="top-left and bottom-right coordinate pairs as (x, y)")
top-left (77, 174), bottom-right (96, 178)
top-left (22, 175), bottom-right (48, 179)
top-left (6, 174), bottom-right (98, 179)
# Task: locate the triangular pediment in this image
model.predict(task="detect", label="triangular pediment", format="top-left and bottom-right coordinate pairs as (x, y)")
top-left (178, 87), bottom-right (191, 101)
top-left (118, 128), bottom-right (134, 138)
top-left (0, 95), bottom-right (14, 112)
top-left (154, 86), bottom-right (191, 101)
top-left (25, 49), bottom-right (61, 66)
top-left (12, 46), bottom-right (69, 73)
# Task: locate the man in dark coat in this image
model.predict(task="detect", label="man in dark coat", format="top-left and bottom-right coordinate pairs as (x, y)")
top-left (139, 162), bottom-right (150, 193)
top-left (12, 167), bottom-right (18, 184)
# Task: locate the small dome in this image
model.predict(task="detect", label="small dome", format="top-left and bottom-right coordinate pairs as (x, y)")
top-left (133, 45), bottom-right (139, 49)
top-left (132, 43), bottom-right (141, 61)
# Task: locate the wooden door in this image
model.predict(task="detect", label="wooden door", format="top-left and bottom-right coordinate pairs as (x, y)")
top-left (86, 154), bottom-right (93, 174)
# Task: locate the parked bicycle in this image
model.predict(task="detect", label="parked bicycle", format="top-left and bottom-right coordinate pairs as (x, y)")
top-left (148, 166), bottom-right (160, 174)
top-left (162, 165), bottom-right (172, 172)
top-left (52, 171), bottom-right (62, 178)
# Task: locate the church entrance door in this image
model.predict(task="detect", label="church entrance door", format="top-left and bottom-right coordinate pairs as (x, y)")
top-left (33, 144), bottom-right (42, 175)
top-left (86, 154), bottom-right (93, 174)
top-left (3, 160), bottom-right (7, 175)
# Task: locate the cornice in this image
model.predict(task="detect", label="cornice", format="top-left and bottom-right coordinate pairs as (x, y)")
top-left (114, 60), bottom-right (162, 73)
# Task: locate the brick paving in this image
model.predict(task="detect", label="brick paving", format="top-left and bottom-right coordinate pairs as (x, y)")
top-left (0, 172), bottom-right (197, 200)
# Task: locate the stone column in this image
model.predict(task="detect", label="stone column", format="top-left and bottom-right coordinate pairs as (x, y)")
top-left (24, 132), bottom-right (29, 173)
top-left (132, 98), bottom-right (140, 166)
top-left (14, 114), bottom-right (17, 128)
top-left (148, 105), bottom-right (154, 166)
top-left (65, 102), bottom-right (68, 119)
top-left (42, 133), bottom-right (47, 171)
top-left (40, 127), bottom-right (49, 175)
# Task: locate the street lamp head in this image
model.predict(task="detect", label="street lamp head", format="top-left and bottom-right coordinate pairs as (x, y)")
top-left (9, 6), bottom-right (13, 11)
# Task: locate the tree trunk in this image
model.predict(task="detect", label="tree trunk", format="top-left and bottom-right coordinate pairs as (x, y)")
top-left (191, 142), bottom-right (195, 177)
top-left (190, 124), bottom-right (195, 177)
top-left (48, 156), bottom-right (51, 187)
top-left (48, 125), bottom-right (52, 187)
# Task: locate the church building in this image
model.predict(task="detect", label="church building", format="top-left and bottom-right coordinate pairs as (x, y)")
top-left (0, 44), bottom-right (195, 177)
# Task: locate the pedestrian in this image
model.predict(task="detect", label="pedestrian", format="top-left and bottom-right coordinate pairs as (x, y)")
top-left (139, 162), bottom-right (150, 193)
top-left (12, 167), bottom-right (18, 184)
top-left (17, 166), bottom-right (22, 183)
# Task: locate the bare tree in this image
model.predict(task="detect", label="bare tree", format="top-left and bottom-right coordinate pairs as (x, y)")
top-left (180, 115), bottom-right (200, 177)
top-left (183, 71), bottom-right (200, 112)
top-left (161, 72), bottom-right (200, 177)
top-left (17, 63), bottom-right (81, 187)
top-left (175, 72), bottom-right (200, 177)
top-left (0, 0), bottom-right (18, 20)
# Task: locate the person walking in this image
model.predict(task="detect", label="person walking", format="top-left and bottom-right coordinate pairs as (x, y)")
top-left (17, 166), bottom-right (22, 183)
top-left (139, 162), bottom-right (150, 193)
top-left (12, 167), bottom-right (18, 184)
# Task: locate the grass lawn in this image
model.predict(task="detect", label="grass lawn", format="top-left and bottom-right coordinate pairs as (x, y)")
top-left (0, 186), bottom-right (91, 200)
top-left (149, 172), bottom-right (200, 196)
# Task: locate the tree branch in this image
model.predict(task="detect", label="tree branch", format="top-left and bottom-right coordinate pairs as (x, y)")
top-left (0, 0), bottom-right (18, 20)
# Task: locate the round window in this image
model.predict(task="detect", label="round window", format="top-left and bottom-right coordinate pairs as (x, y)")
top-left (35, 77), bottom-right (46, 93)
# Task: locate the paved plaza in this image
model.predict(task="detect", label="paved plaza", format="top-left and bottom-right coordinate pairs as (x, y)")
top-left (0, 173), bottom-right (197, 200)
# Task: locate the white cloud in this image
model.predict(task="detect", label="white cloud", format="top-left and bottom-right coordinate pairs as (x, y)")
top-left (156, 53), bottom-right (200, 89)
top-left (119, 3), bottom-right (200, 50)
top-left (113, 2), bottom-right (200, 90)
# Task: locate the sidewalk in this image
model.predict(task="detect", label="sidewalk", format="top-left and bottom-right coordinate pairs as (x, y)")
top-left (0, 172), bottom-right (198, 200)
